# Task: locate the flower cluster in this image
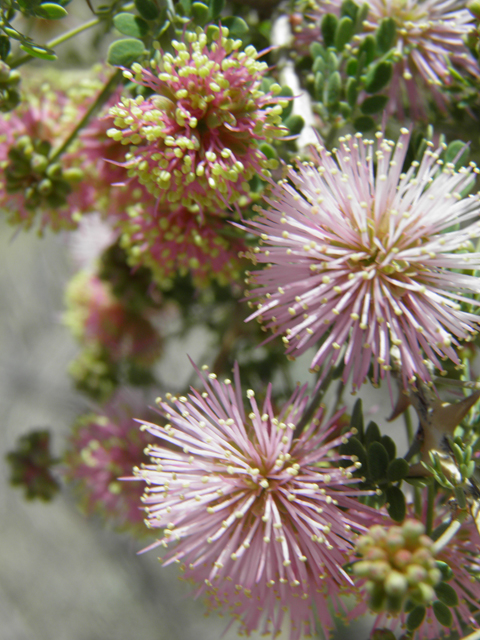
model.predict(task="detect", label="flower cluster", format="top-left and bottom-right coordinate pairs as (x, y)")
top-left (107, 26), bottom-right (287, 215)
top-left (117, 202), bottom-right (245, 288)
top-left (64, 390), bottom-right (156, 534)
top-left (244, 128), bottom-right (480, 390)
top-left (352, 504), bottom-right (480, 639)
top-left (135, 363), bottom-right (376, 639)
top-left (353, 520), bottom-right (441, 614)
top-left (0, 82), bottom-right (89, 231)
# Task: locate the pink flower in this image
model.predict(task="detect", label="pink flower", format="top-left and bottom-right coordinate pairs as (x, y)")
top-left (136, 363), bottom-right (376, 639)
top-left (64, 390), bottom-right (156, 534)
top-left (244, 129), bottom-right (480, 391)
top-left (117, 200), bottom-right (246, 288)
top-left (107, 26), bottom-right (286, 215)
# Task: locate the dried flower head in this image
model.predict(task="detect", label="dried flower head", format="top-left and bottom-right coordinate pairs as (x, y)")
top-left (107, 26), bottom-right (287, 214)
top-left (244, 129), bottom-right (480, 391)
top-left (64, 390), bottom-right (156, 534)
top-left (136, 363), bottom-right (375, 639)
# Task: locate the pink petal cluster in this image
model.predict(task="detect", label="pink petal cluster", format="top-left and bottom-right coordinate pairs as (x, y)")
top-left (107, 26), bottom-right (286, 215)
top-left (64, 390), bottom-right (156, 534)
top-left (136, 363), bottom-right (376, 639)
top-left (117, 200), bottom-right (246, 288)
top-left (244, 129), bottom-right (480, 391)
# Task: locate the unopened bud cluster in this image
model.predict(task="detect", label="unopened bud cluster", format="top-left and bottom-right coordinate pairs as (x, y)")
top-left (353, 520), bottom-right (441, 614)
top-left (4, 134), bottom-right (83, 222)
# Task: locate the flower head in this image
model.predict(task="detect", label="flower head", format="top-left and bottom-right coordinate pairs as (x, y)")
top-left (64, 390), bottom-right (156, 534)
top-left (244, 129), bottom-right (480, 391)
top-left (107, 26), bottom-right (287, 214)
top-left (117, 200), bottom-right (245, 288)
top-left (136, 363), bottom-right (376, 639)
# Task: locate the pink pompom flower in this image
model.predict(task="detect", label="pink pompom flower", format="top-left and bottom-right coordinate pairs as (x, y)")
top-left (64, 390), bottom-right (156, 534)
top-left (244, 129), bottom-right (480, 391)
top-left (135, 362), bottom-right (377, 639)
top-left (107, 26), bottom-right (287, 215)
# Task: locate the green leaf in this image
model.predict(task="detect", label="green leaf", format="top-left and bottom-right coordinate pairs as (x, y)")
top-left (314, 71), bottom-right (324, 101)
top-left (340, 0), bottom-right (358, 20)
top-left (19, 44), bottom-right (57, 60)
top-left (222, 16), bottom-right (249, 38)
top-left (0, 35), bottom-right (11, 60)
top-left (368, 441), bottom-right (389, 480)
top-left (381, 435), bottom-right (396, 461)
top-left (360, 94), bottom-right (388, 115)
top-left (283, 114), bottom-right (304, 135)
top-left (386, 457), bottom-right (409, 482)
top-left (445, 139), bottom-right (469, 170)
top-left (346, 58), bottom-right (357, 76)
top-left (350, 399), bottom-right (364, 439)
top-left (191, 2), bottom-right (210, 26)
top-left (279, 86), bottom-right (294, 119)
top-left (432, 601), bottom-right (453, 628)
top-left (326, 71), bottom-right (341, 107)
top-left (435, 582), bottom-right (459, 607)
top-left (310, 42), bottom-right (324, 59)
top-left (359, 35), bottom-right (376, 66)
top-left (339, 101), bottom-right (351, 118)
top-left (346, 77), bottom-right (358, 107)
top-left (334, 16), bottom-right (354, 52)
top-left (134, 0), bottom-right (160, 20)
top-left (340, 436), bottom-right (367, 472)
top-left (364, 60), bottom-right (393, 94)
top-left (376, 17), bottom-right (397, 55)
top-left (107, 38), bottom-right (145, 67)
top-left (365, 421), bottom-right (381, 446)
top-left (321, 13), bottom-right (337, 48)
top-left (209, 0), bottom-right (224, 18)
top-left (406, 605), bottom-right (426, 631)
top-left (36, 2), bottom-right (68, 19)
top-left (386, 485), bottom-right (406, 522)
top-left (113, 13), bottom-right (149, 38)
top-left (258, 143), bottom-right (276, 160)
top-left (435, 561), bottom-right (453, 582)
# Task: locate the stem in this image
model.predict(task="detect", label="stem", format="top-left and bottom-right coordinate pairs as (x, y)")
top-left (431, 513), bottom-right (467, 555)
top-left (413, 485), bottom-right (422, 518)
top-left (404, 406), bottom-right (414, 445)
top-left (461, 629), bottom-right (480, 640)
top-left (426, 482), bottom-right (435, 536)
top-left (49, 70), bottom-right (122, 163)
top-left (10, 2), bottom-right (135, 69)
top-left (292, 368), bottom-right (333, 440)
